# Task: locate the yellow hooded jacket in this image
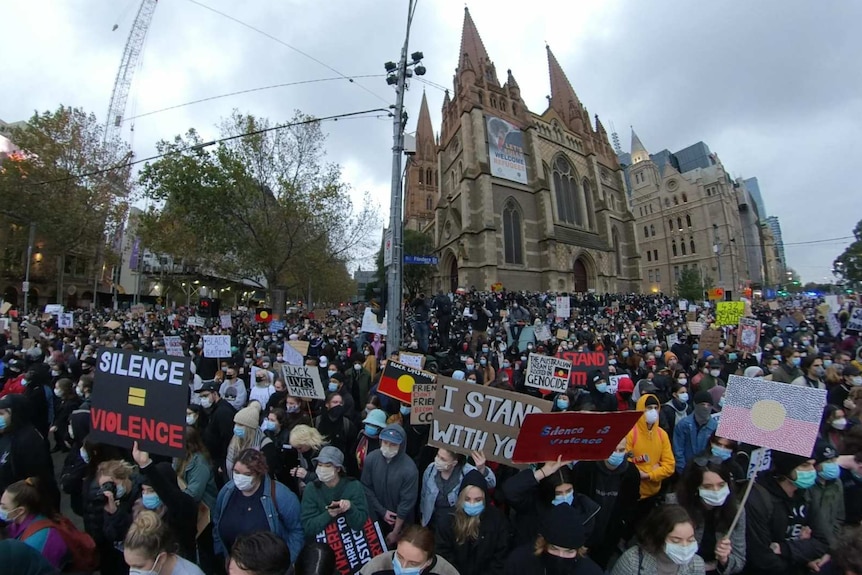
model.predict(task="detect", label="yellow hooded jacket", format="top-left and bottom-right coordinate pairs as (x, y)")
top-left (625, 393), bottom-right (675, 499)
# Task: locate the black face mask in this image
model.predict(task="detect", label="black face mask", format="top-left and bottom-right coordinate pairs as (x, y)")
top-left (541, 552), bottom-right (578, 575)
top-left (327, 405), bottom-right (345, 421)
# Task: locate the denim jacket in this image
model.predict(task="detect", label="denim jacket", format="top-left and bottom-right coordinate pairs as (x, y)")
top-left (419, 463), bottom-right (496, 526)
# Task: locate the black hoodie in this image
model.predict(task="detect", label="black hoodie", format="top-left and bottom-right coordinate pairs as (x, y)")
top-left (0, 394), bottom-right (58, 506)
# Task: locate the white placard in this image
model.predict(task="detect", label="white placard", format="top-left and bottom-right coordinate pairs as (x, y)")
top-left (848, 307), bottom-right (862, 332)
top-left (666, 333), bottom-right (679, 348)
top-left (608, 374), bottom-right (623, 395)
top-left (281, 364), bottom-right (325, 399)
top-left (361, 308), bottom-right (387, 335)
top-left (687, 321), bottom-right (704, 336)
top-left (747, 447), bottom-right (772, 479)
top-left (57, 313), bottom-right (74, 328)
top-left (187, 316), bottom-right (205, 327)
top-left (219, 314), bottom-right (232, 330)
top-left (555, 296), bottom-right (570, 320)
top-left (827, 313), bottom-right (842, 337)
top-left (688, 304), bottom-right (697, 313)
top-left (824, 295), bottom-right (840, 314)
top-left (45, 304), bottom-right (64, 315)
top-left (0, 318), bottom-right (9, 332)
top-left (283, 342), bottom-right (304, 365)
top-left (524, 353), bottom-right (572, 393)
top-left (398, 352), bottom-right (423, 369)
top-left (164, 336), bottom-right (184, 357)
top-left (678, 300), bottom-right (688, 311)
top-left (534, 324), bottom-right (552, 341)
top-left (203, 335), bottom-right (231, 358)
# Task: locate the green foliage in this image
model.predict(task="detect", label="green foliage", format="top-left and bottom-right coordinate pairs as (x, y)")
top-left (833, 219), bottom-right (862, 285)
top-left (676, 267), bottom-right (711, 301)
top-left (375, 229), bottom-right (436, 298)
top-left (137, 110), bottom-right (378, 310)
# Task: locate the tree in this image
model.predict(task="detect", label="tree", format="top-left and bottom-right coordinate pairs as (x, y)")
top-left (137, 110), bottom-right (378, 314)
top-left (375, 229), bottom-right (436, 299)
top-left (0, 106), bottom-right (131, 278)
top-left (676, 268), bottom-right (712, 301)
top-left (833, 219), bottom-right (862, 286)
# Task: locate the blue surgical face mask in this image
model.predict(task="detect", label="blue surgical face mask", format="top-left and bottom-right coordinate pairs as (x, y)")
top-left (711, 445), bottom-right (733, 461)
top-left (479, 359), bottom-right (487, 366)
top-left (818, 462), bottom-right (840, 481)
top-left (791, 357), bottom-right (802, 367)
top-left (141, 492), bottom-right (161, 510)
top-left (0, 415), bottom-right (7, 431)
top-left (233, 425), bottom-right (246, 438)
top-left (552, 491), bottom-right (574, 506)
top-left (262, 420), bottom-right (277, 432)
top-left (364, 424), bottom-right (380, 437)
top-left (462, 501), bottom-right (485, 516)
top-left (328, 382), bottom-right (339, 392)
top-left (728, 353), bottom-right (737, 361)
top-left (793, 469), bottom-right (817, 489)
top-left (400, 405), bottom-right (411, 415)
top-left (556, 398), bottom-right (569, 410)
top-left (677, 393), bottom-right (690, 403)
top-left (393, 555), bottom-right (424, 575)
top-left (595, 382), bottom-right (609, 394)
top-left (607, 451), bottom-right (625, 467)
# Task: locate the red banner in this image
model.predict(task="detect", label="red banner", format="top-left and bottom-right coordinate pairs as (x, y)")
top-left (511, 411), bottom-right (642, 464)
top-left (555, 350), bottom-right (608, 387)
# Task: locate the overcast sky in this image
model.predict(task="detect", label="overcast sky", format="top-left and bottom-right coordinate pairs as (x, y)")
top-left (2, 0), bottom-right (859, 284)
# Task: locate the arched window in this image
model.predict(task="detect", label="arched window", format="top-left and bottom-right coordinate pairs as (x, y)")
top-left (681, 241), bottom-right (687, 255)
top-left (419, 170), bottom-right (424, 185)
top-left (503, 200), bottom-right (524, 264)
top-left (674, 195), bottom-right (679, 205)
top-left (677, 217), bottom-right (683, 231)
top-left (644, 226), bottom-right (649, 238)
top-left (612, 227), bottom-right (623, 275)
top-left (426, 195), bottom-right (433, 211)
top-left (582, 178), bottom-right (595, 229)
top-left (668, 219), bottom-right (674, 232)
top-left (690, 237), bottom-right (696, 254)
top-left (682, 193), bottom-right (688, 203)
top-left (686, 214), bottom-right (692, 228)
top-left (426, 169), bottom-right (433, 185)
top-left (650, 224), bottom-right (656, 237)
top-left (672, 241), bottom-right (678, 257)
top-left (552, 156), bottom-right (583, 226)
top-left (478, 92), bottom-right (484, 105)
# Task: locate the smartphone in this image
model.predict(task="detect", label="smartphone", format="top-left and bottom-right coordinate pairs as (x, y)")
top-left (327, 502), bottom-right (340, 509)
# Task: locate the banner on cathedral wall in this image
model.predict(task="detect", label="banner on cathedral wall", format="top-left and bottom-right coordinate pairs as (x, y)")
top-left (486, 115), bottom-right (527, 184)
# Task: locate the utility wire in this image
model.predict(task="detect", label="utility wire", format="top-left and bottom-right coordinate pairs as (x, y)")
top-left (184, 0), bottom-right (391, 105)
top-left (23, 108), bottom-right (391, 188)
top-left (123, 75), bottom-right (386, 123)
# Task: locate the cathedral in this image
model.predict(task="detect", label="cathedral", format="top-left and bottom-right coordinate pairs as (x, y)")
top-left (403, 8), bottom-right (640, 294)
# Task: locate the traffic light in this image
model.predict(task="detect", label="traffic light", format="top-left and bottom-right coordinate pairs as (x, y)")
top-left (374, 284), bottom-right (387, 324)
top-left (197, 297), bottom-right (213, 317)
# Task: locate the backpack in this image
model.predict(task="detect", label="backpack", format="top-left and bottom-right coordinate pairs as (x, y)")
top-left (22, 515), bottom-right (99, 573)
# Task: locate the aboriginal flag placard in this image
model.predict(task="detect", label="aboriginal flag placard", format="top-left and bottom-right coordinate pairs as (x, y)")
top-left (717, 375), bottom-right (826, 457)
top-left (377, 360), bottom-right (435, 404)
top-left (90, 347), bottom-right (190, 457)
top-left (255, 307), bottom-right (273, 323)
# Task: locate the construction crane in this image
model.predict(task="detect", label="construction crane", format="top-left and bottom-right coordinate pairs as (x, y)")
top-left (103, 0), bottom-right (158, 146)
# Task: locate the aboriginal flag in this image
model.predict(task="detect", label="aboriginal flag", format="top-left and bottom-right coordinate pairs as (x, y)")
top-left (255, 308), bottom-right (273, 323)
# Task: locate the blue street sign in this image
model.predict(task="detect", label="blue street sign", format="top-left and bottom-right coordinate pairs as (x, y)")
top-left (404, 255), bottom-right (438, 265)
top-left (269, 320), bottom-right (286, 333)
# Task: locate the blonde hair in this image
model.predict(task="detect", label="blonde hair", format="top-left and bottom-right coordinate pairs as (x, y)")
top-left (97, 459), bottom-right (135, 481)
top-left (124, 510), bottom-right (175, 559)
top-left (289, 424), bottom-right (325, 451)
top-left (452, 485), bottom-right (482, 545)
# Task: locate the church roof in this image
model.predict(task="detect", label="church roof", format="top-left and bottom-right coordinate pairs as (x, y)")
top-left (631, 128), bottom-right (649, 156)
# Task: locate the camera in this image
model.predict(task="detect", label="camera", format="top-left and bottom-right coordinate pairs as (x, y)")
top-left (100, 481), bottom-right (117, 497)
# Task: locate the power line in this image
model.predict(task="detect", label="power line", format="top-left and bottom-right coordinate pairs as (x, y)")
top-left (780, 236), bottom-right (855, 246)
top-left (415, 77), bottom-right (448, 92)
top-left (23, 108), bottom-right (391, 188)
top-left (123, 75), bottom-right (386, 122)
top-left (184, 0), bottom-right (391, 105)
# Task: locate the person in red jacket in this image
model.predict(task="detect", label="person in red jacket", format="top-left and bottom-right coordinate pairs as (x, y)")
top-left (0, 359), bottom-right (26, 398)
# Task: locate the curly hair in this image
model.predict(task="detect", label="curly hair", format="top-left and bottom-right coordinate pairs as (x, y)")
top-left (234, 448), bottom-right (269, 477)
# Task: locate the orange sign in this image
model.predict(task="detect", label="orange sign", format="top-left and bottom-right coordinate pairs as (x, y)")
top-left (491, 282), bottom-right (504, 292)
top-left (708, 288), bottom-right (725, 301)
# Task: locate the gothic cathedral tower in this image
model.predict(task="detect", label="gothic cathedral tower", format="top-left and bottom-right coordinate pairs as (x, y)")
top-left (404, 92), bottom-right (438, 231)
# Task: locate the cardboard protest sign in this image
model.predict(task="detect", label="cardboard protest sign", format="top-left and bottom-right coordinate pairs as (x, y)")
top-left (555, 296), bottom-right (570, 320)
top-left (314, 517), bottom-right (387, 575)
top-left (398, 351), bottom-right (425, 369)
top-left (555, 350), bottom-right (608, 387)
top-left (698, 329), bottom-right (722, 357)
top-left (827, 314), bottom-right (842, 337)
top-left (219, 314), bottom-right (232, 330)
top-left (282, 341), bottom-right (304, 365)
top-left (534, 324), bottom-right (552, 342)
top-left (715, 302), bottom-right (745, 327)
top-left (429, 377), bottom-right (552, 465)
top-left (737, 318), bottom-right (761, 353)
top-left (164, 336), bottom-right (184, 357)
top-left (103, 320), bottom-right (122, 330)
top-left (288, 340), bottom-right (310, 356)
top-left (45, 304), bottom-right (63, 315)
top-left (511, 410), bottom-right (643, 464)
top-left (768, 301), bottom-right (780, 311)
top-left (202, 335), bottom-right (231, 358)
top-left (57, 313), bottom-right (74, 328)
top-left (524, 353), bottom-right (572, 393)
top-left (281, 364), bottom-right (325, 399)
top-left (848, 308), bottom-right (862, 332)
top-left (556, 328), bottom-right (569, 340)
top-left (686, 312), bottom-right (697, 322)
top-left (89, 348), bottom-right (190, 457)
top-left (411, 381), bottom-right (437, 425)
top-left (360, 308), bottom-right (387, 335)
top-left (717, 375), bottom-right (827, 457)
top-left (0, 302), bottom-right (11, 315)
top-left (687, 321), bottom-right (704, 336)
top-left (378, 360), bottom-right (436, 404)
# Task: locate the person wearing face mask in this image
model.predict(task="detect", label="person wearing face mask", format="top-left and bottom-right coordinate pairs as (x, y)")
top-left (300, 446), bottom-right (370, 537)
top-left (313, 394), bottom-right (358, 460)
top-left (610, 505), bottom-right (704, 575)
top-left (123, 511), bottom-right (204, 575)
top-left (326, 371), bottom-right (357, 421)
top-left (572, 438), bottom-right (641, 568)
top-left (349, 356), bottom-right (373, 409)
top-left (827, 364), bottom-right (862, 409)
top-left (248, 367), bottom-right (276, 408)
top-left (745, 450), bottom-right (829, 575)
top-left (809, 439), bottom-right (844, 550)
top-left (771, 348), bottom-right (803, 384)
top-left (552, 390), bottom-right (573, 412)
top-left (360, 424), bottom-right (419, 547)
top-left (699, 358), bottom-right (725, 392)
top-left (359, 524), bottom-right (459, 575)
top-left (505, 503), bottom-right (603, 575)
top-left (819, 405), bottom-right (849, 454)
top-left (673, 392), bottom-right (719, 474)
top-left (0, 477), bottom-right (70, 570)
top-left (213, 449), bottom-right (304, 568)
top-left (435, 471), bottom-right (510, 575)
top-left (587, 371), bottom-right (618, 412)
top-left (130, 442), bottom-right (198, 561)
top-left (49, 378), bottom-right (79, 453)
top-left (281, 395), bottom-right (312, 432)
top-left (0, 394), bottom-right (59, 509)
top-left (661, 382), bottom-right (693, 439)
top-left (626, 394), bottom-right (675, 521)
top-left (95, 458), bottom-right (143, 573)
top-left (791, 356), bottom-right (826, 390)
top-left (218, 367), bottom-right (248, 412)
top-left (353, 409), bottom-right (386, 474)
top-left (419, 448), bottom-right (495, 528)
top-left (669, 458), bottom-right (745, 575)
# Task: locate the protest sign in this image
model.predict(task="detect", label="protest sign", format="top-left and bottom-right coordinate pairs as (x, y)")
top-left (511, 410), bottom-right (643, 464)
top-left (411, 381), bottom-right (437, 425)
top-left (288, 340), bottom-right (309, 356)
top-left (398, 351), bottom-right (425, 369)
top-left (747, 447), bottom-right (773, 480)
top-left (164, 336), bottom-right (184, 357)
top-left (269, 320), bottom-right (286, 333)
top-left (202, 335), bottom-right (231, 358)
top-left (0, 302), bottom-right (11, 315)
top-left (281, 364), bottom-right (325, 399)
top-left (686, 312), bottom-right (697, 322)
top-left (717, 375), bottom-right (827, 457)
top-left (315, 517), bottom-right (387, 575)
top-left (666, 334), bottom-right (679, 348)
top-left (555, 350), bottom-right (608, 387)
top-left (282, 342), bottom-right (304, 365)
top-left (187, 316), bottom-right (205, 328)
top-left (555, 296), bottom-right (570, 320)
top-left (678, 300), bottom-right (688, 311)
top-left (556, 328), bottom-right (569, 340)
top-left (219, 314), bottom-right (232, 330)
top-left (534, 324), bottom-right (552, 342)
top-left (715, 302), bottom-right (745, 327)
top-left (825, 295), bottom-right (840, 313)
top-left (524, 353), bottom-right (572, 393)
top-left (687, 321), bottom-right (704, 336)
top-left (429, 377), bottom-right (552, 465)
top-left (698, 329), bottom-right (722, 357)
top-left (89, 348), bottom-right (190, 457)
top-left (361, 308), bottom-right (387, 335)
top-left (768, 301), bottom-right (780, 311)
top-left (104, 320), bottom-right (122, 330)
top-left (57, 312), bottom-right (74, 328)
top-left (827, 314), bottom-right (842, 338)
top-left (737, 318), bottom-right (761, 353)
top-left (848, 307), bottom-right (862, 332)
top-left (130, 304), bottom-right (146, 316)
top-left (45, 304), bottom-right (63, 315)
top-left (0, 318), bottom-right (8, 332)
top-left (378, 360), bottom-right (436, 404)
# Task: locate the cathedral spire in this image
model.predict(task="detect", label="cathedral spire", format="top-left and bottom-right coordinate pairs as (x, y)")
top-left (630, 127), bottom-right (650, 164)
top-left (415, 91), bottom-right (434, 159)
top-left (458, 7), bottom-right (490, 74)
top-left (546, 45), bottom-right (584, 133)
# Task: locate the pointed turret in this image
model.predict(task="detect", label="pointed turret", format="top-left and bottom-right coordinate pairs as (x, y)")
top-left (546, 45), bottom-right (585, 133)
top-left (505, 68), bottom-right (521, 101)
top-left (415, 91), bottom-right (434, 160)
top-left (456, 8), bottom-right (497, 88)
top-left (630, 128), bottom-right (650, 164)
top-left (442, 89), bottom-right (451, 109)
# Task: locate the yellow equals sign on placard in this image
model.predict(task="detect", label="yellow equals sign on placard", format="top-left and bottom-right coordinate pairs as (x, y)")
top-left (128, 387), bottom-right (147, 407)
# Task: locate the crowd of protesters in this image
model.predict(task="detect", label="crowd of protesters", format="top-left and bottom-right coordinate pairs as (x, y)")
top-left (0, 289), bottom-right (861, 575)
